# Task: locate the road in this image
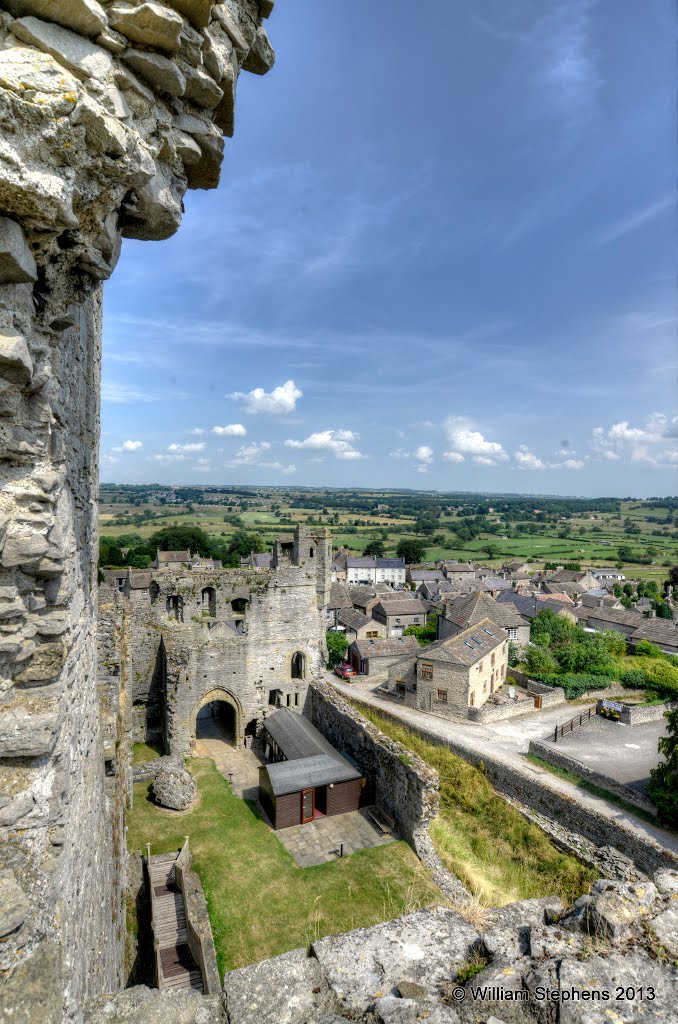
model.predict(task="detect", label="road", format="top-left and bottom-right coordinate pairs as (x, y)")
top-left (326, 672), bottom-right (678, 860)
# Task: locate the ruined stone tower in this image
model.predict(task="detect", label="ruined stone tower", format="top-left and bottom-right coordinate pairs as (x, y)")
top-left (0, 3), bottom-right (274, 1020)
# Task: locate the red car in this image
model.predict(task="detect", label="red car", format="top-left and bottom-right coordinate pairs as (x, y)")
top-left (334, 663), bottom-right (356, 679)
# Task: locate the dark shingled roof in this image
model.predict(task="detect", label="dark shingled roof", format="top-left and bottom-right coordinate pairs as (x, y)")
top-left (264, 754), bottom-right (361, 797)
top-left (631, 620), bottom-right (678, 650)
top-left (157, 549), bottom-right (191, 562)
top-left (372, 598), bottom-right (427, 618)
top-left (129, 572), bottom-right (152, 589)
top-left (337, 607), bottom-right (370, 632)
top-left (442, 591), bottom-right (527, 630)
top-left (352, 635), bottom-right (420, 658)
top-left (263, 708), bottom-right (343, 762)
top-left (328, 582), bottom-right (352, 609)
top-left (421, 617), bottom-right (505, 666)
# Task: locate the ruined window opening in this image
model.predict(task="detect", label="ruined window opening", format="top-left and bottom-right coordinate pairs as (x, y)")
top-left (201, 586), bottom-right (217, 617)
top-left (286, 693), bottom-right (291, 707)
top-left (231, 597), bottom-right (248, 614)
top-left (166, 595), bottom-right (183, 622)
top-left (309, 547), bottom-right (314, 557)
top-left (281, 542), bottom-right (294, 559)
top-left (150, 581), bottom-right (160, 605)
top-left (291, 651), bottom-right (306, 680)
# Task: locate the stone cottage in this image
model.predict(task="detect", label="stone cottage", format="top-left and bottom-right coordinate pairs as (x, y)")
top-left (438, 591), bottom-right (530, 654)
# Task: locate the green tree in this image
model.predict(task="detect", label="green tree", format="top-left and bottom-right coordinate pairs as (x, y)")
top-left (396, 538), bottom-right (427, 563)
top-left (326, 630), bottom-right (349, 668)
top-left (363, 539), bottom-right (386, 558)
top-left (524, 643), bottom-right (558, 675)
top-left (127, 553), bottom-right (152, 569)
top-left (647, 708), bottom-right (678, 825)
top-left (481, 543), bottom-right (500, 559)
top-left (149, 525), bottom-right (213, 556)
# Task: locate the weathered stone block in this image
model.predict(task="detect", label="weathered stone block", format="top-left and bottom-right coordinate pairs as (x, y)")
top-left (0, 216), bottom-right (38, 284)
top-left (1, 528), bottom-right (47, 568)
top-left (242, 27), bottom-right (275, 76)
top-left (183, 64), bottom-right (224, 109)
top-left (107, 3), bottom-right (183, 54)
top-left (654, 869), bottom-right (678, 897)
top-left (165, 0), bottom-right (213, 30)
top-left (0, 331), bottom-right (33, 384)
top-left (0, 705), bottom-right (59, 756)
top-left (313, 908), bottom-right (480, 1013)
top-left (375, 995), bottom-right (460, 1023)
top-left (558, 953), bottom-right (677, 1023)
top-left (122, 48), bottom-right (187, 97)
top-left (14, 642), bottom-right (66, 684)
top-left (259, 0), bottom-right (275, 19)
top-left (649, 905), bottom-right (678, 959)
top-left (3, 0), bottom-right (107, 38)
top-left (11, 16), bottom-right (114, 81)
top-left (84, 987), bottom-right (222, 1023)
top-left (0, 870), bottom-right (28, 937)
top-left (223, 947), bottom-right (338, 1024)
top-left (72, 93), bottom-right (128, 158)
top-left (152, 757), bottom-right (196, 809)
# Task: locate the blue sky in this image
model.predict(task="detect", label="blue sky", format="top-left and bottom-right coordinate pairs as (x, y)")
top-left (101, 0), bottom-right (677, 497)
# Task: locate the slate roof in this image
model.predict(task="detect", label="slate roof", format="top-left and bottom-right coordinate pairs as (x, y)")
top-left (409, 570), bottom-right (446, 581)
top-left (541, 581), bottom-right (585, 597)
top-left (349, 586), bottom-right (378, 610)
top-left (157, 549), bottom-right (191, 562)
top-left (347, 557), bottom-right (405, 569)
top-left (129, 572), bottom-right (152, 589)
top-left (352, 635), bottom-right (420, 658)
top-left (264, 754), bottom-right (361, 797)
top-left (480, 576), bottom-right (512, 592)
top-left (576, 606), bottom-right (645, 627)
top-left (264, 708), bottom-right (343, 762)
top-left (631, 620), bottom-right (678, 650)
top-left (442, 562), bottom-right (475, 573)
top-left (337, 607), bottom-right (370, 632)
top-left (420, 617), bottom-right (505, 666)
top-left (372, 598), bottom-right (427, 617)
top-left (495, 591), bottom-right (573, 619)
top-left (548, 570), bottom-right (587, 583)
top-left (241, 552), bottom-right (272, 568)
top-left (442, 591), bottom-right (528, 630)
top-left (328, 582), bottom-right (352, 609)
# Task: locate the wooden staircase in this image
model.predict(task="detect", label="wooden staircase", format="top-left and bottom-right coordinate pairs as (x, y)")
top-left (149, 855), bottom-right (203, 991)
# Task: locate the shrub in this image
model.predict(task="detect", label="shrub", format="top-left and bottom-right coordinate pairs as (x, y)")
top-left (620, 669), bottom-right (647, 688)
top-left (524, 643), bottom-right (558, 675)
top-left (635, 639), bottom-right (663, 659)
top-left (647, 708), bottom-right (678, 826)
top-left (532, 673), bottom-right (613, 699)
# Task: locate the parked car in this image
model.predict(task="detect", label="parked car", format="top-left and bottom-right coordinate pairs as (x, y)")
top-left (333, 663), bottom-right (356, 679)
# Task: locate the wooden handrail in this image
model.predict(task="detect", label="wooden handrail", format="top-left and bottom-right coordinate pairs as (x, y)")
top-left (553, 705), bottom-right (596, 743)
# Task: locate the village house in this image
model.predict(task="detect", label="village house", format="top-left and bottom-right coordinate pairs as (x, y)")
top-left (593, 568), bottom-right (626, 583)
top-left (331, 549), bottom-right (349, 582)
top-left (502, 560), bottom-right (532, 575)
top-left (573, 605), bottom-right (646, 639)
top-left (240, 552), bottom-right (273, 569)
top-left (440, 562), bottom-right (476, 584)
top-left (479, 575), bottom-right (513, 597)
top-left (495, 590), bottom-right (578, 623)
top-left (547, 568), bottom-right (599, 591)
top-left (631, 619), bottom-right (678, 655)
top-left (347, 634), bottom-right (420, 677)
top-left (371, 595), bottom-right (428, 636)
top-left (152, 549), bottom-right (192, 570)
top-left (407, 568), bottom-right (446, 589)
top-left (325, 582), bottom-right (353, 628)
top-left (380, 617), bottom-right (508, 719)
top-left (438, 591), bottom-right (530, 654)
top-left (334, 607), bottom-right (384, 644)
top-left (345, 556), bottom-right (406, 587)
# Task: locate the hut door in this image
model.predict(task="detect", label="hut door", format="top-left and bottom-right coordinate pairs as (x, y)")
top-left (301, 789), bottom-right (314, 823)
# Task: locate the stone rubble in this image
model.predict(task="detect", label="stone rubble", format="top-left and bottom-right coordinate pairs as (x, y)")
top-left (152, 756), bottom-right (197, 810)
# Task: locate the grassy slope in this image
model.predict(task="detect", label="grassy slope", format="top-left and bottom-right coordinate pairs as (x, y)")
top-left (127, 759), bottom-right (439, 976)
top-left (351, 704), bottom-right (598, 907)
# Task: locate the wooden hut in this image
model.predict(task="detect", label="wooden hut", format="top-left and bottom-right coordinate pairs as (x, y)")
top-left (258, 709), bottom-right (363, 829)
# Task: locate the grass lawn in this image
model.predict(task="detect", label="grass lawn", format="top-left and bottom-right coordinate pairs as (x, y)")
top-left (350, 704), bottom-right (598, 907)
top-left (131, 740), bottom-right (163, 765)
top-left (127, 759), bottom-right (440, 976)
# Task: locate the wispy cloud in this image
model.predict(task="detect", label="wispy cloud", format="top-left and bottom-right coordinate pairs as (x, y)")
top-left (593, 194), bottom-right (674, 247)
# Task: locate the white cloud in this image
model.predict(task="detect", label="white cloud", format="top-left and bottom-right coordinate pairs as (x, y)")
top-left (101, 453), bottom-right (120, 465)
top-left (188, 427), bottom-right (205, 435)
top-left (514, 445), bottom-right (548, 470)
top-left (563, 459), bottom-right (584, 470)
top-left (442, 451), bottom-right (465, 463)
top-left (285, 429), bottom-right (365, 461)
top-left (192, 458), bottom-right (213, 473)
top-left (415, 445), bottom-right (434, 465)
top-left (212, 423), bottom-right (247, 437)
top-left (229, 441), bottom-right (272, 465)
top-left (258, 461), bottom-right (296, 475)
top-left (443, 416), bottom-right (509, 465)
top-left (229, 379), bottom-right (302, 415)
top-left (111, 439), bottom-right (143, 453)
top-left (591, 412), bottom-right (678, 467)
top-left (168, 442), bottom-right (206, 453)
top-left (149, 453), bottom-right (188, 463)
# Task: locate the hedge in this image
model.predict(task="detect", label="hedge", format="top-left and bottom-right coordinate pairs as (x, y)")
top-left (531, 673), bottom-right (613, 699)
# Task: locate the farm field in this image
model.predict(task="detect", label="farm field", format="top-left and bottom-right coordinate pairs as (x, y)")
top-left (98, 485), bottom-right (677, 581)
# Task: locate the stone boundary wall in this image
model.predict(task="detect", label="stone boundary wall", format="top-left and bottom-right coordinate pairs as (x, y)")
top-left (309, 682), bottom-right (438, 846)
top-left (528, 738), bottom-right (658, 817)
top-left (347, 697), bottom-right (677, 876)
top-left (620, 701), bottom-right (677, 725)
top-left (175, 840), bottom-right (220, 995)
top-left (308, 682), bottom-right (470, 903)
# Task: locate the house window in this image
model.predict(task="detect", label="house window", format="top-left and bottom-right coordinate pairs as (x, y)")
top-left (507, 628), bottom-right (518, 640)
top-left (420, 663), bottom-right (433, 680)
top-left (436, 689), bottom-right (448, 702)
top-left (366, 630), bottom-right (379, 638)
top-left (478, 661), bottom-right (483, 672)
top-left (469, 691), bottom-right (475, 707)
top-left (395, 618), bottom-right (401, 623)
top-left (413, 617), bottom-right (420, 623)
top-left (491, 652), bottom-right (496, 666)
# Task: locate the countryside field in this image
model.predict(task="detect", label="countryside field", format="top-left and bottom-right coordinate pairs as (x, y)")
top-left (99, 485), bottom-right (677, 581)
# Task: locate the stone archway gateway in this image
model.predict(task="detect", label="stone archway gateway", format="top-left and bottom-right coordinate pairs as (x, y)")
top-left (0, 4), bottom-right (276, 1018)
top-left (190, 687), bottom-right (244, 751)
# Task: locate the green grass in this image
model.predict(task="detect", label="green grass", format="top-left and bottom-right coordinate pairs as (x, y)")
top-left (127, 759), bottom-right (440, 976)
top-left (132, 740), bottom-right (164, 765)
top-left (524, 755), bottom-right (660, 825)
top-left (349, 704), bottom-right (598, 906)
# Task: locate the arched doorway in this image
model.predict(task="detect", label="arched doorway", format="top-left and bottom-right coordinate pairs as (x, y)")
top-left (201, 586), bottom-right (216, 617)
top-left (291, 651), bottom-right (306, 680)
top-left (190, 687), bottom-right (243, 751)
top-left (195, 700), bottom-right (236, 745)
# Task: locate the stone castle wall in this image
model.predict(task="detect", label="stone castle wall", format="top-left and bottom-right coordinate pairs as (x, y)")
top-left (0, 1), bottom-right (275, 1019)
